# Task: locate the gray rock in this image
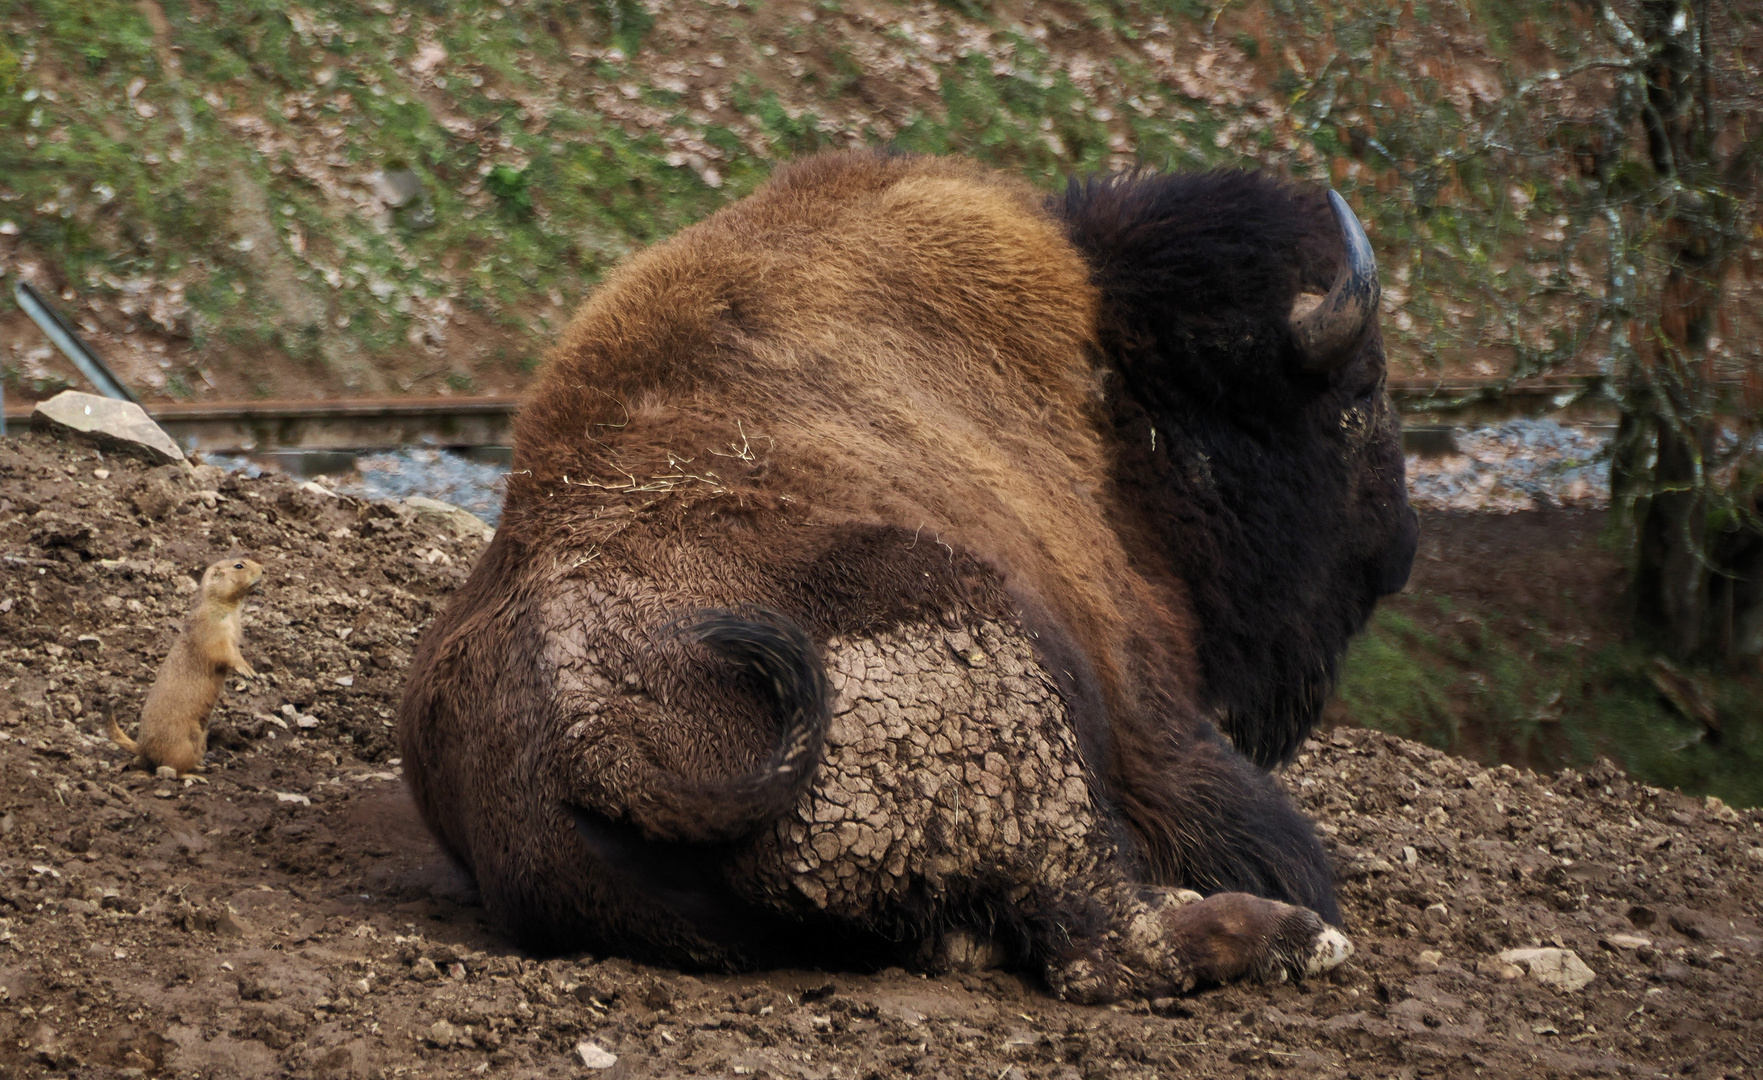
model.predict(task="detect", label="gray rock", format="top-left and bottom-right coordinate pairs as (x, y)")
top-left (368, 168), bottom-right (435, 229)
top-left (575, 1041), bottom-right (618, 1069)
top-left (403, 495), bottom-right (493, 541)
top-left (31, 390), bottom-right (184, 465)
top-left (369, 168), bottom-right (425, 208)
top-left (1497, 947), bottom-right (1595, 991)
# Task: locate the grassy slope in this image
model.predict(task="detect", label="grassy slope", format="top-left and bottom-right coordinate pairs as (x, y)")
top-left (1342, 604), bottom-right (1763, 807)
top-left (1334, 511), bottom-right (1763, 807)
top-left (8, 0), bottom-right (1741, 400)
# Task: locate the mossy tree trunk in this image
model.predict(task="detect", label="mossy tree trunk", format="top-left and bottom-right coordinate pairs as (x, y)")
top-left (1601, 0), bottom-right (1758, 661)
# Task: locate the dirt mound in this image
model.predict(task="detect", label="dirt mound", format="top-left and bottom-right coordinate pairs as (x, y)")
top-left (2, 431), bottom-right (1760, 1079)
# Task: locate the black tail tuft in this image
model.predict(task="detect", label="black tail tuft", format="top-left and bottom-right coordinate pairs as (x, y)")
top-left (627, 609), bottom-right (830, 843)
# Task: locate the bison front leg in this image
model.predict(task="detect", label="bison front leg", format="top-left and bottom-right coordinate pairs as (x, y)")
top-left (1043, 884), bottom-right (1352, 1004)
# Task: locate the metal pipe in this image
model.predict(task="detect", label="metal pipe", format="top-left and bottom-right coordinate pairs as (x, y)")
top-left (13, 281), bottom-right (139, 403)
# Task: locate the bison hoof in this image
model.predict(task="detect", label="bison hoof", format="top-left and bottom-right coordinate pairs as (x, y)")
top-left (1306, 924), bottom-right (1354, 977)
top-left (1165, 892), bottom-right (1352, 987)
top-left (1045, 889), bottom-right (1352, 1003)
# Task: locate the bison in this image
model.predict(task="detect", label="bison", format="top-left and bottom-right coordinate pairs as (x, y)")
top-left (399, 151), bottom-right (1417, 1002)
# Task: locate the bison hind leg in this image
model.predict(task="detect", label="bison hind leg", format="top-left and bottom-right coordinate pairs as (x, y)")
top-left (1042, 886), bottom-right (1352, 1004)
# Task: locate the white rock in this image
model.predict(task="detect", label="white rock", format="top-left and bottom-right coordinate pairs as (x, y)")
top-left (1497, 947), bottom-right (1595, 991)
top-left (404, 495), bottom-right (494, 541)
top-left (31, 390), bottom-right (184, 465)
top-left (575, 1041), bottom-right (618, 1069)
top-left (1606, 933), bottom-right (1652, 950)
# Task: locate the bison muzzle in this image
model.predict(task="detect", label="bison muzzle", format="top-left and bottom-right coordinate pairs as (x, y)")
top-left (399, 151), bottom-right (1416, 1002)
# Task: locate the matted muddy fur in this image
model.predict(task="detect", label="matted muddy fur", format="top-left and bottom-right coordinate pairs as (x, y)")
top-left (399, 151), bottom-right (1414, 1000)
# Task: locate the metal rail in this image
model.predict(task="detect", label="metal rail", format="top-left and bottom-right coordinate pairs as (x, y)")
top-left (2, 395), bottom-right (521, 456)
top-left (0, 376), bottom-right (1713, 460)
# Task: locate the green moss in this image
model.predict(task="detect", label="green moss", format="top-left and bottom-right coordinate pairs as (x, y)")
top-left (485, 164), bottom-right (534, 218)
top-left (1337, 609), bottom-right (1460, 749)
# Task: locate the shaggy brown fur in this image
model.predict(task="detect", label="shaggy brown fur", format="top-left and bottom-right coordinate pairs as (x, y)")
top-left (399, 151), bottom-right (1410, 999)
top-left (111, 557), bottom-right (263, 775)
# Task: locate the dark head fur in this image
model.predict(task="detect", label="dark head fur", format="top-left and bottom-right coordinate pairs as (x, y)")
top-left (1054, 170), bottom-right (1418, 767)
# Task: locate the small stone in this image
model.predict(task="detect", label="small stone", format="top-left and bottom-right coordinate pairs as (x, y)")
top-left (576, 1041), bottom-right (618, 1069)
top-left (216, 907), bottom-right (252, 937)
top-left (32, 390), bottom-right (184, 464)
top-left (1414, 949), bottom-right (1442, 973)
top-left (1498, 947), bottom-right (1595, 991)
top-left (154, 765), bottom-right (178, 780)
top-left (1704, 795), bottom-right (1740, 823)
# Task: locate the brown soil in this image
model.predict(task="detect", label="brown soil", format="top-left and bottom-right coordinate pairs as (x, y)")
top-left (1402, 508), bottom-right (1628, 651)
top-left (3, 431), bottom-right (1761, 1080)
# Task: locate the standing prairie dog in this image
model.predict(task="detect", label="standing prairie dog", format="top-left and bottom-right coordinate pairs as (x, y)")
top-left (110, 557), bottom-right (264, 775)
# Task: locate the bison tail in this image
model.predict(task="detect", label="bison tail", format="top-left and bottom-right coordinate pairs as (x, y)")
top-left (626, 609), bottom-right (831, 844)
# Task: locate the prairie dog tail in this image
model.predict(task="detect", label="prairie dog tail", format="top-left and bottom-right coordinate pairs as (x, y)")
top-left (107, 711), bottom-right (140, 755)
top-left (622, 609), bottom-right (831, 844)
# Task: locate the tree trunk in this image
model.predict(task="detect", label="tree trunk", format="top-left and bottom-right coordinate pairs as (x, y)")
top-left (1633, 408), bottom-right (1709, 659)
top-left (1619, 0), bottom-right (1754, 659)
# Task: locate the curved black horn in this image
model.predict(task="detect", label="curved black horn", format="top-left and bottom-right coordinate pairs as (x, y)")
top-left (1291, 189), bottom-right (1381, 373)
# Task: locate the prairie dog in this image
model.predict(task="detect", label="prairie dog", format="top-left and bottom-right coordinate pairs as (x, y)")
top-left (110, 557), bottom-right (264, 775)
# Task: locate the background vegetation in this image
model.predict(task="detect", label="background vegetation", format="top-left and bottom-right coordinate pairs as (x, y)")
top-left (5, 0), bottom-right (1754, 398)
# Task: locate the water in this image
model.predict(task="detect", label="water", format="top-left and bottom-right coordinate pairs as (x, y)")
top-left (208, 419), bottom-right (1622, 523)
top-left (339, 448), bottom-right (507, 524)
top-left (205, 448), bottom-right (509, 525)
top-left (1406, 418), bottom-right (1611, 513)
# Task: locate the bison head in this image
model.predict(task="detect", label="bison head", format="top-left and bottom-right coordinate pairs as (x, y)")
top-left (1057, 172), bottom-right (1418, 768)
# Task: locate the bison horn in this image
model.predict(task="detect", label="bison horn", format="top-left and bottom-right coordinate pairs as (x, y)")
top-left (1290, 189), bottom-right (1381, 374)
